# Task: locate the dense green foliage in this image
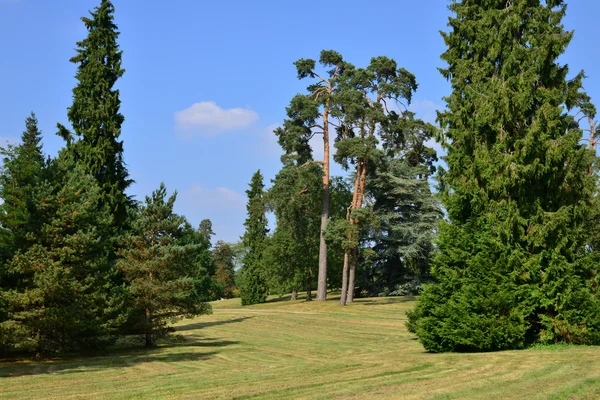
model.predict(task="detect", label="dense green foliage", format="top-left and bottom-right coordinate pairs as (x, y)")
top-left (264, 163), bottom-right (322, 299)
top-left (118, 184), bottom-right (212, 346)
top-left (2, 0), bottom-right (600, 360)
top-left (212, 241), bottom-right (237, 299)
top-left (407, 0), bottom-right (600, 352)
top-left (57, 0), bottom-right (131, 231)
top-left (240, 170), bottom-right (269, 305)
top-left (2, 162), bottom-right (123, 354)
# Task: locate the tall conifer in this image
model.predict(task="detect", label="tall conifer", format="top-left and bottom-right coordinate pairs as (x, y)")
top-left (58, 0), bottom-right (131, 231)
top-left (408, 0), bottom-right (600, 352)
top-left (240, 170), bottom-right (269, 305)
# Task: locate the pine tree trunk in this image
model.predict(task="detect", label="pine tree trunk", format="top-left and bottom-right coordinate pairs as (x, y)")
top-left (316, 99), bottom-right (331, 301)
top-left (347, 161), bottom-right (368, 304)
top-left (347, 248), bottom-right (357, 303)
top-left (291, 289), bottom-right (298, 301)
top-left (145, 307), bottom-right (153, 347)
top-left (340, 251), bottom-right (350, 305)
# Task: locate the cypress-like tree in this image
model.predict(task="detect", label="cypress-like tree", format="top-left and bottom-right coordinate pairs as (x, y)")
top-left (240, 170), bottom-right (269, 305)
top-left (58, 0), bottom-right (131, 231)
top-left (407, 0), bottom-right (600, 352)
top-left (118, 184), bottom-right (211, 346)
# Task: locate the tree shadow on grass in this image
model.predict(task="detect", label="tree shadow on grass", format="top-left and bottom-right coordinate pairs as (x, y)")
top-left (358, 296), bottom-right (418, 306)
top-left (0, 337), bottom-right (238, 378)
top-left (176, 316), bottom-right (253, 331)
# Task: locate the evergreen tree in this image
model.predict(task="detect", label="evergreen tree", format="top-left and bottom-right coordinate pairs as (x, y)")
top-left (57, 0), bottom-right (132, 231)
top-left (407, 0), bottom-right (600, 352)
top-left (333, 56), bottom-right (435, 305)
top-left (240, 170), bottom-right (269, 305)
top-left (276, 50), bottom-right (347, 301)
top-left (199, 219), bottom-right (215, 242)
top-left (265, 162), bottom-right (322, 300)
top-left (0, 113), bottom-right (45, 267)
top-left (213, 241), bottom-right (237, 299)
top-left (117, 184), bottom-right (211, 346)
top-left (366, 157), bottom-right (440, 295)
top-left (2, 163), bottom-right (124, 354)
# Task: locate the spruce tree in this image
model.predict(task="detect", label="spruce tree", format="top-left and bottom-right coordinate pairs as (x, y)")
top-left (407, 0), bottom-right (600, 352)
top-left (0, 113), bottom-right (45, 266)
top-left (118, 184), bottom-right (211, 346)
top-left (2, 163), bottom-right (124, 354)
top-left (58, 0), bottom-right (131, 231)
top-left (240, 170), bottom-right (269, 305)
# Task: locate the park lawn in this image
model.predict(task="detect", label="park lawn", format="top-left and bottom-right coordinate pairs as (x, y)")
top-left (1, 295), bottom-right (600, 399)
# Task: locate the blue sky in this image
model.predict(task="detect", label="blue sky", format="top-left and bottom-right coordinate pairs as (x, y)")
top-left (0, 1), bottom-right (598, 242)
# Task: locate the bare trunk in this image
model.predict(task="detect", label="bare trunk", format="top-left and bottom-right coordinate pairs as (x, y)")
top-left (316, 99), bottom-right (331, 301)
top-left (291, 290), bottom-right (298, 301)
top-left (340, 251), bottom-right (350, 305)
top-left (347, 161), bottom-right (368, 304)
top-left (341, 162), bottom-right (363, 306)
top-left (347, 248), bottom-right (357, 303)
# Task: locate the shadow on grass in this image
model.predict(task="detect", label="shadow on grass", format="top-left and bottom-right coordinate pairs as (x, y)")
top-left (176, 316), bottom-right (253, 331)
top-left (0, 338), bottom-right (238, 378)
top-left (358, 296), bottom-right (418, 306)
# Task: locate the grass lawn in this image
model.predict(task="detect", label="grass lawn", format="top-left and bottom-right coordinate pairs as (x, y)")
top-left (2, 294), bottom-right (600, 399)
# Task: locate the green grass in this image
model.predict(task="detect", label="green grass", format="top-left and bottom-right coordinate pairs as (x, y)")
top-left (2, 294), bottom-right (600, 399)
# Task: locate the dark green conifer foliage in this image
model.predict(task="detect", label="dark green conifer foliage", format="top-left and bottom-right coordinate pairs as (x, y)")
top-left (367, 157), bottom-right (440, 295)
top-left (240, 170), bottom-right (269, 305)
top-left (2, 163), bottom-right (124, 354)
top-left (58, 0), bottom-right (131, 231)
top-left (407, 0), bottom-right (600, 352)
top-left (265, 162), bottom-right (322, 300)
top-left (118, 184), bottom-right (211, 346)
top-left (0, 113), bottom-right (45, 266)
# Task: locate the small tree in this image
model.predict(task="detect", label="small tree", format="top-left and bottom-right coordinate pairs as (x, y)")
top-left (118, 183), bottom-right (211, 346)
top-left (240, 170), bottom-right (269, 305)
top-left (213, 241), bottom-right (237, 298)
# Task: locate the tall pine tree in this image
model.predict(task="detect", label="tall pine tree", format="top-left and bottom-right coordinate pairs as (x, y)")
top-left (58, 0), bottom-right (131, 231)
top-left (407, 0), bottom-right (600, 352)
top-left (240, 170), bottom-right (269, 305)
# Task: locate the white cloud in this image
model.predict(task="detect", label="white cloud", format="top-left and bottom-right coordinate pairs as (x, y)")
top-left (174, 101), bottom-right (258, 137)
